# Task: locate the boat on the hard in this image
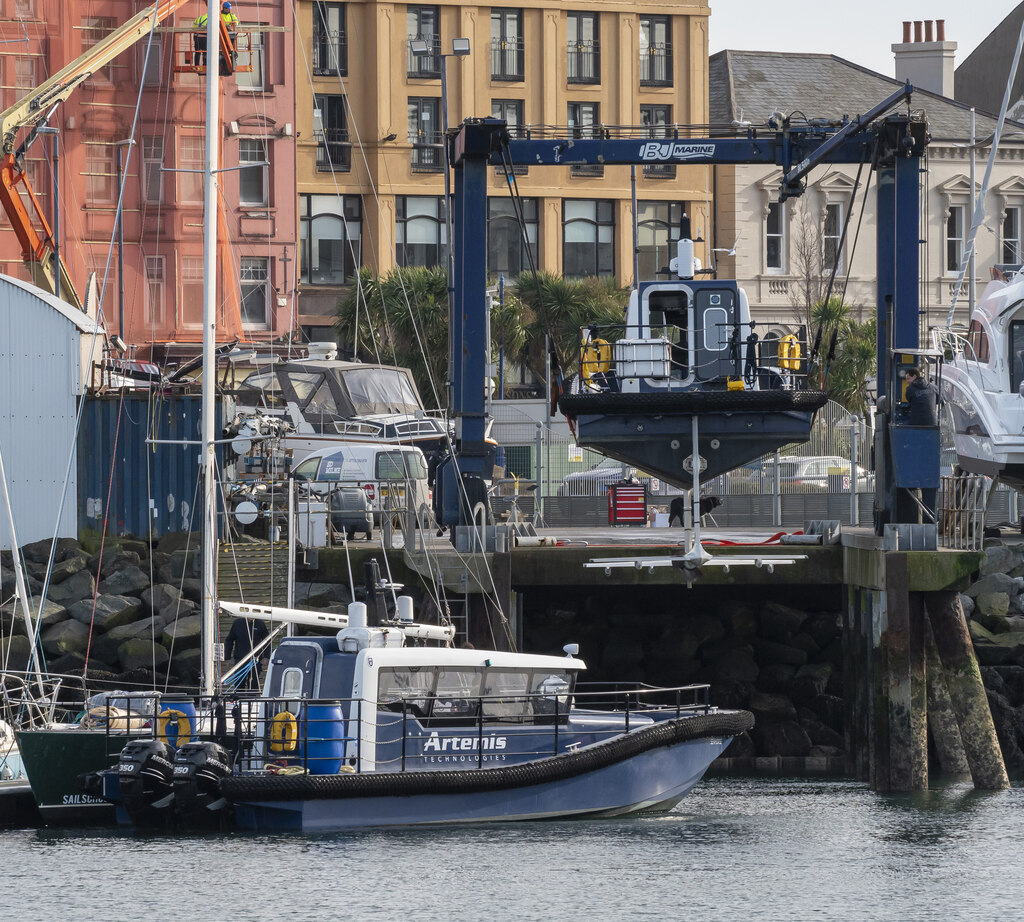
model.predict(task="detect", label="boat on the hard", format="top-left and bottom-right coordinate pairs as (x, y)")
top-left (99, 590), bottom-right (751, 833)
top-left (935, 264), bottom-right (1024, 488)
top-left (558, 218), bottom-right (829, 488)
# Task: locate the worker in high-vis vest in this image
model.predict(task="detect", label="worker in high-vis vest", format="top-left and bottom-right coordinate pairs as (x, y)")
top-left (219, 2), bottom-right (239, 74)
top-left (192, 11), bottom-right (208, 67)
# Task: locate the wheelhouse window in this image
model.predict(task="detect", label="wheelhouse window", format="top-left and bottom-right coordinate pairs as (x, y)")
top-left (240, 256), bottom-right (269, 327)
top-left (313, 2), bottom-right (347, 76)
top-left (967, 319), bottom-right (990, 363)
top-left (314, 94), bottom-right (351, 171)
top-left (824, 202), bottom-right (843, 274)
top-left (766, 201), bottom-right (785, 272)
top-left (408, 5), bottom-right (440, 77)
top-left (300, 193), bottom-right (361, 286)
top-left (946, 204), bottom-right (966, 273)
top-left (1004, 205), bottom-right (1023, 264)
top-left (491, 9), bottom-right (524, 81)
top-left (239, 138), bottom-right (268, 206)
top-left (639, 15), bottom-right (671, 86)
top-left (563, 199), bottom-right (614, 278)
top-left (567, 12), bottom-right (599, 84)
top-left (636, 201), bottom-right (683, 282)
top-left (396, 195), bottom-right (447, 268)
top-left (409, 96), bottom-right (442, 171)
top-left (1011, 320), bottom-right (1024, 392)
top-left (487, 197), bottom-right (538, 277)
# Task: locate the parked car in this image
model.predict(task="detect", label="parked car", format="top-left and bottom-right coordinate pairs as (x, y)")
top-left (774, 455), bottom-right (873, 490)
top-left (557, 457), bottom-right (685, 497)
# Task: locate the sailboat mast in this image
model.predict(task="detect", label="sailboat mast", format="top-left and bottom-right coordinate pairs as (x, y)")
top-left (200, 0), bottom-right (220, 697)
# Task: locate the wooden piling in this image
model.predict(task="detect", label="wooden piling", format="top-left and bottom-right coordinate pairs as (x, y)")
top-left (925, 591), bottom-right (1009, 790)
top-left (923, 616), bottom-right (971, 775)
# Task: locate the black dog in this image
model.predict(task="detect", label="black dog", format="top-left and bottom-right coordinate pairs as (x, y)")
top-left (669, 495), bottom-right (723, 526)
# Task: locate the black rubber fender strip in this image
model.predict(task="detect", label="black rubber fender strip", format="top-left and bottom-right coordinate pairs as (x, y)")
top-left (558, 389), bottom-right (829, 418)
top-left (221, 709), bottom-right (754, 803)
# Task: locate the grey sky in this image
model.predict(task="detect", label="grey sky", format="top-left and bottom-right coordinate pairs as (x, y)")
top-left (708, 1), bottom-right (1017, 79)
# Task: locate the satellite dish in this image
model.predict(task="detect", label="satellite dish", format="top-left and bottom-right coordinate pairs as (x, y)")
top-left (235, 501), bottom-right (258, 525)
top-left (232, 436), bottom-right (252, 455)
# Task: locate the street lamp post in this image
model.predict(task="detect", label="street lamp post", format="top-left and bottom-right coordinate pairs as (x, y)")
top-left (411, 37), bottom-right (470, 409)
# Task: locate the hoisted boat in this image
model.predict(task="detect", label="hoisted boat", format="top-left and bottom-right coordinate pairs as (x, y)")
top-left (559, 218), bottom-right (828, 487)
top-left (935, 266), bottom-right (1024, 489)
top-left (103, 589), bottom-right (751, 832)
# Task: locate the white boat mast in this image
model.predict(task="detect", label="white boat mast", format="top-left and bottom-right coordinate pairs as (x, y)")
top-left (201, 0), bottom-right (220, 696)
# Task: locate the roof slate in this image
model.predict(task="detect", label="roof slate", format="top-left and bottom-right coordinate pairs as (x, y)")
top-left (709, 49), bottom-right (1024, 141)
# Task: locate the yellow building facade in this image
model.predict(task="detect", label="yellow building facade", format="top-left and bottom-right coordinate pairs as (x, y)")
top-left (294, 0), bottom-right (711, 336)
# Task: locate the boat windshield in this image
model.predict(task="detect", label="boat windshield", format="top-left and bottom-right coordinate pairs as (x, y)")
top-left (340, 368), bottom-right (421, 415)
top-left (237, 370), bottom-right (285, 408)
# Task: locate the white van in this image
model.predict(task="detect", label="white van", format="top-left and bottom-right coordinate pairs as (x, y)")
top-left (291, 444), bottom-right (431, 524)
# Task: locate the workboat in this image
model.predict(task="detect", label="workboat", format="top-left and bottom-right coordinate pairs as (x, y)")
top-left (103, 597), bottom-right (751, 833)
top-left (935, 266), bottom-right (1024, 488)
top-left (230, 345), bottom-right (451, 464)
top-left (558, 220), bottom-right (828, 488)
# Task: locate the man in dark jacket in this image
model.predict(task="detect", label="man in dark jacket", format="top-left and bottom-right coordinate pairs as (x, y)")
top-left (905, 367), bottom-right (938, 427)
top-left (224, 617), bottom-right (270, 689)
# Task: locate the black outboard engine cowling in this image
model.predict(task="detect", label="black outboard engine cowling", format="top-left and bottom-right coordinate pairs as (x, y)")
top-left (172, 741), bottom-right (232, 828)
top-left (118, 738), bottom-right (176, 827)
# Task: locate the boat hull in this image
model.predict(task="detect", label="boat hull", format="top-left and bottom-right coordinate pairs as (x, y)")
top-left (16, 728), bottom-right (122, 825)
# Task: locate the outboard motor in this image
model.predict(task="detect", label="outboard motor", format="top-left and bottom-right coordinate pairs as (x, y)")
top-left (172, 741), bottom-right (233, 828)
top-left (117, 739), bottom-right (176, 828)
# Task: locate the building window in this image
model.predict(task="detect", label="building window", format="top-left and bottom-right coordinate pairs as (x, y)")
top-left (139, 34), bottom-right (163, 86)
top-left (14, 0), bottom-right (36, 16)
top-left (142, 136), bottom-right (164, 204)
top-left (179, 135), bottom-right (204, 204)
top-left (946, 204), bottom-right (965, 274)
top-left (181, 255), bottom-right (203, 325)
top-left (314, 94), bottom-right (351, 171)
top-left (766, 201), bottom-right (785, 272)
top-left (236, 26), bottom-right (264, 91)
top-left (145, 255), bottom-right (165, 326)
top-left (487, 197), bottom-right (537, 277)
top-left (568, 103), bottom-right (602, 177)
top-left (824, 202), bottom-right (843, 275)
top-left (240, 257), bottom-right (269, 327)
top-left (409, 97), bottom-right (442, 171)
top-left (636, 201), bottom-right (683, 281)
top-left (88, 255), bottom-right (118, 307)
top-left (567, 12), bottom-right (599, 85)
top-left (397, 195), bottom-right (446, 268)
top-left (1003, 206), bottom-right (1022, 264)
top-left (313, 2), bottom-right (347, 76)
top-left (563, 199), bottom-right (614, 278)
top-left (13, 56), bottom-right (34, 94)
top-left (82, 17), bottom-right (116, 83)
top-left (641, 105), bottom-right (674, 178)
top-left (239, 138), bottom-right (268, 206)
top-left (84, 142), bottom-right (115, 204)
top-left (408, 5), bottom-right (440, 77)
top-left (492, 99), bottom-right (523, 137)
top-left (300, 193), bottom-right (362, 285)
top-left (491, 9), bottom-right (524, 81)
top-left (639, 15), bottom-right (672, 86)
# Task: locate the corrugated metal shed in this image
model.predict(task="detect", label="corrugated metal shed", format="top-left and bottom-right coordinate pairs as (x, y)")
top-left (78, 394), bottom-right (225, 539)
top-left (0, 275), bottom-right (101, 551)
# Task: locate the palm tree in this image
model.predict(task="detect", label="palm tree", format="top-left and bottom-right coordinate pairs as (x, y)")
top-left (811, 296), bottom-right (876, 416)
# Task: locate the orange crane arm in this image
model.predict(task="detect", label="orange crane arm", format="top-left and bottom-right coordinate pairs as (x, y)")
top-left (0, 0), bottom-right (194, 310)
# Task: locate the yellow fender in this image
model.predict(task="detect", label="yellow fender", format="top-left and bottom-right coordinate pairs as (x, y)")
top-left (778, 334), bottom-right (801, 371)
top-left (269, 710), bottom-right (298, 754)
top-left (156, 709), bottom-right (193, 749)
top-left (579, 338), bottom-right (612, 381)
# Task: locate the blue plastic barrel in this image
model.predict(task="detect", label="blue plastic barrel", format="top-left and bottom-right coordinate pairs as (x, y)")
top-left (157, 701), bottom-right (197, 749)
top-left (302, 704), bottom-right (346, 775)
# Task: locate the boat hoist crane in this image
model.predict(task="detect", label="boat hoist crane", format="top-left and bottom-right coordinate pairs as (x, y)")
top-left (0, 0), bottom-right (247, 312)
top-left (441, 85), bottom-right (935, 532)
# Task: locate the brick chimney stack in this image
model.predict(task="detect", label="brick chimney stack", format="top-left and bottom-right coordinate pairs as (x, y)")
top-left (892, 18), bottom-right (957, 96)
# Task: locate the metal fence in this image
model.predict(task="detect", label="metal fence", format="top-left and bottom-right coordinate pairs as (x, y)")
top-left (489, 398), bottom-right (1024, 531)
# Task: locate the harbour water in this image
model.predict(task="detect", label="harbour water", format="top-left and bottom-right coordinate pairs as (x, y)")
top-left (2, 776), bottom-right (1021, 920)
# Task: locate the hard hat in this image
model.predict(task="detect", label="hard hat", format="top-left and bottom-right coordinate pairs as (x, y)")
top-left (222, 2), bottom-right (231, 8)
